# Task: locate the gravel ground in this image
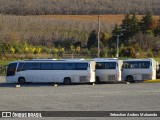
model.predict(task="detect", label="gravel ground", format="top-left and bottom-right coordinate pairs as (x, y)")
top-left (0, 76), bottom-right (160, 120)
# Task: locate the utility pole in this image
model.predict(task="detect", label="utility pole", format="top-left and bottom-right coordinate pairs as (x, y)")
top-left (97, 14), bottom-right (100, 58)
top-left (116, 30), bottom-right (123, 58)
top-left (116, 35), bottom-right (120, 58)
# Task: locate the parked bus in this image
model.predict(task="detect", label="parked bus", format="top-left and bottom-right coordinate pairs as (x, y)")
top-left (122, 58), bottom-right (159, 82)
top-left (6, 59), bottom-right (95, 84)
top-left (94, 58), bottom-right (123, 83)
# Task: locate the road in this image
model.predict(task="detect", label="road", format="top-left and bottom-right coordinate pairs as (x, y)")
top-left (0, 76), bottom-right (160, 120)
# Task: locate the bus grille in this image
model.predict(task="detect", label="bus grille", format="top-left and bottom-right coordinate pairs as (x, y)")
top-left (108, 75), bottom-right (116, 81)
top-left (142, 74), bottom-right (150, 80)
top-left (80, 76), bottom-right (87, 83)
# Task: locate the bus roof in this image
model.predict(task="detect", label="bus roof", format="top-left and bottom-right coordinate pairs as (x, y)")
top-left (94, 58), bottom-right (120, 62)
top-left (60, 58), bottom-right (85, 61)
top-left (94, 58), bottom-right (118, 60)
top-left (123, 58), bottom-right (156, 62)
top-left (11, 59), bottom-right (94, 63)
top-left (32, 59), bottom-right (57, 61)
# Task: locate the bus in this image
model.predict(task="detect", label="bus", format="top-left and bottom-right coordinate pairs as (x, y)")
top-left (94, 58), bottom-right (123, 83)
top-left (6, 59), bottom-right (95, 84)
top-left (122, 58), bottom-right (159, 82)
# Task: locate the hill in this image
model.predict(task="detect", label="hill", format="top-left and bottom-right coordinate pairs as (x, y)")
top-left (0, 0), bottom-right (160, 15)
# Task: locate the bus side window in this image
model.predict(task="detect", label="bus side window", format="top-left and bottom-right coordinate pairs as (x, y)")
top-left (17, 63), bottom-right (24, 71)
top-left (52, 63), bottom-right (64, 70)
top-left (76, 63), bottom-right (88, 70)
top-left (96, 63), bottom-right (102, 69)
top-left (96, 62), bottom-right (105, 69)
top-left (123, 62), bottom-right (131, 68)
top-left (29, 63), bottom-right (41, 70)
top-left (139, 61), bottom-right (150, 68)
top-left (105, 62), bottom-right (116, 69)
top-left (41, 63), bottom-right (52, 70)
top-left (64, 63), bottom-right (76, 70)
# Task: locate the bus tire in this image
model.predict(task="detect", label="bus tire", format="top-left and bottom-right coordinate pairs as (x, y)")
top-left (64, 77), bottom-right (71, 85)
top-left (18, 77), bottom-right (25, 84)
top-left (96, 76), bottom-right (100, 84)
top-left (126, 76), bottom-right (134, 83)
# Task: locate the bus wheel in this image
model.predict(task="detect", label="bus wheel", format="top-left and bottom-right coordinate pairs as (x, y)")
top-left (126, 76), bottom-right (134, 83)
top-left (64, 77), bottom-right (71, 85)
top-left (18, 77), bottom-right (25, 84)
top-left (96, 76), bottom-right (100, 84)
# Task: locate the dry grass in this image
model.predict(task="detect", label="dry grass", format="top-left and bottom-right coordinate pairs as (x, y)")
top-left (37, 14), bottom-right (160, 24)
top-left (0, 14), bottom-right (159, 48)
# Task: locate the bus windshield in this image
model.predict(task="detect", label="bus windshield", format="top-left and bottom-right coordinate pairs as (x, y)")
top-left (6, 63), bottom-right (17, 76)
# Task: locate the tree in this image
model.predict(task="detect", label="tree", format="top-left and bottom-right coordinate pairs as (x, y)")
top-left (121, 14), bottom-right (140, 41)
top-left (130, 13), bottom-right (140, 36)
top-left (1, 0), bottom-right (160, 15)
top-left (81, 48), bottom-right (90, 58)
top-left (58, 47), bottom-right (65, 58)
top-left (120, 47), bottom-right (135, 58)
top-left (154, 18), bottom-right (160, 36)
top-left (34, 47), bottom-right (42, 54)
top-left (90, 47), bottom-right (98, 58)
top-left (87, 30), bottom-right (97, 50)
top-left (70, 45), bottom-right (75, 58)
top-left (140, 11), bottom-right (153, 33)
top-left (9, 46), bottom-right (15, 54)
top-left (110, 24), bottom-right (120, 46)
top-left (112, 24), bottom-right (121, 35)
top-left (121, 14), bottom-right (132, 39)
top-left (100, 32), bottom-right (110, 48)
top-left (133, 32), bottom-right (157, 52)
top-left (76, 46), bottom-right (81, 54)
top-left (51, 48), bottom-right (58, 54)
top-left (100, 48), bottom-right (108, 57)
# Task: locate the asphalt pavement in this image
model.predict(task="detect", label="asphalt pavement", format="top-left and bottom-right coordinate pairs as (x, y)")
top-left (0, 76), bottom-right (160, 120)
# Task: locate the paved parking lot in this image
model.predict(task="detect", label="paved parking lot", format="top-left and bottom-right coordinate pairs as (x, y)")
top-left (0, 76), bottom-right (160, 120)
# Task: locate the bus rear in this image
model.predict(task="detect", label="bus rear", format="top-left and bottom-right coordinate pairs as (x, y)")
top-left (89, 61), bottom-right (95, 83)
top-left (117, 60), bottom-right (123, 81)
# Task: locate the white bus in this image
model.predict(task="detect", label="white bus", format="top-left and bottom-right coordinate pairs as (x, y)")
top-left (122, 58), bottom-right (159, 82)
top-left (94, 58), bottom-right (123, 83)
top-left (6, 59), bottom-right (95, 84)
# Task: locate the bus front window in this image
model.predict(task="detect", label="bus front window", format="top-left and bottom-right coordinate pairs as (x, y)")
top-left (6, 63), bottom-right (17, 76)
